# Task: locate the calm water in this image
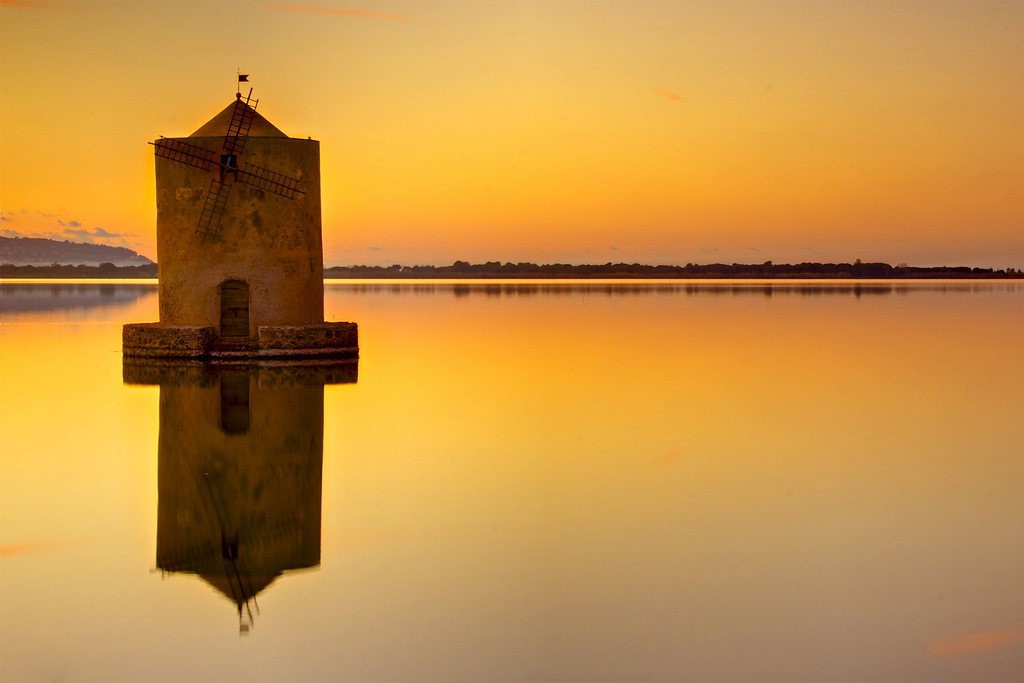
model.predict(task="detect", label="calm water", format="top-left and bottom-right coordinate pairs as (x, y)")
top-left (1, 280), bottom-right (1021, 682)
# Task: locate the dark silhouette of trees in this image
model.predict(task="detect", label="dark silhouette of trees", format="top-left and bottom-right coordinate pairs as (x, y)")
top-left (321, 261), bottom-right (1019, 279)
top-left (2, 260), bottom-right (1018, 280)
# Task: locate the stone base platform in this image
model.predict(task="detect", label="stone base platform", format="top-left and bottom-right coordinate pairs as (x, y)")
top-left (123, 322), bottom-right (358, 361)
top-left (123, 355), bottom-right (358, 387)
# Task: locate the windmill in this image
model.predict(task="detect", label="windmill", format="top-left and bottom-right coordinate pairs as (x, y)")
top-left (151, 89), bottom-right (304, 241)
top-left (124, 85), bottom-right (358, 361)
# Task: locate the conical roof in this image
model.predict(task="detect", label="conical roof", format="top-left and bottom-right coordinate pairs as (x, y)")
top-left (190, 98), bottom-right (287, 138)
top-left (201, 573), bottom-right (281, 604)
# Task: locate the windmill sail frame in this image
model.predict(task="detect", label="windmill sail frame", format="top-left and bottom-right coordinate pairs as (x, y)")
top-left (150, 89), bottom-right (304, 241)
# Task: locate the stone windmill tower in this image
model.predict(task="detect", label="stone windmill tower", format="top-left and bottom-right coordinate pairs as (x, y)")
top-left (124, 89), bottom-right (356, 360)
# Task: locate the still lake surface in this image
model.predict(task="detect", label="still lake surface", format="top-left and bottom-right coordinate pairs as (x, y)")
top-left (1, 279), bottom-right (1021, 682)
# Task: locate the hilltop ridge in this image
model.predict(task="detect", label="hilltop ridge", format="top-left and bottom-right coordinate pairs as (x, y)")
top-left (0, 236), bottom-right (153, 267)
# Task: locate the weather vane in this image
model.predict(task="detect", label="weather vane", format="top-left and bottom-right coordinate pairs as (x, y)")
top-left (237, 69), bottom-right (249, 96)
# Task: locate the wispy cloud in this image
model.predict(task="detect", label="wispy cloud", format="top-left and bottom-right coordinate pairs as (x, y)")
top-left (0, 541), bottom-right (59, 557)
top-left (3, 221), bottom-right (144, 253)
top-left (63, 228), bottom-right (94, 241)
top-left (654, 88), bottom-right (686, 102)
top-left (62, 227), bottom-right (133, 245)
top-left (699, 246), bottom-right (719, 254)
top-left (263, 4), bottom-right (415, 22)
top-left (1, 227), bottom-right (63, 240)
top-left (929, 625), bottom-right (1024, 658)
top-left (368, 246), bottom-right (384, 251)
top-left (0, 0), bottom-right (55, 8)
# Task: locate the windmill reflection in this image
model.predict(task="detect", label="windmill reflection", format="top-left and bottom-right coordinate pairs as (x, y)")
top-left (124, 360), bottom-right (357, 631)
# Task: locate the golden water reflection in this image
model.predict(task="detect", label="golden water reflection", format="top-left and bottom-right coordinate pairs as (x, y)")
top-left (0, 280), bottom-right (1021, 681)
top-left (124, 361), bottom-right (356, 632)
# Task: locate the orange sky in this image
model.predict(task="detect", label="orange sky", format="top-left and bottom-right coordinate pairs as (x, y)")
top-left (1, 1), bottom-right (1021, 267)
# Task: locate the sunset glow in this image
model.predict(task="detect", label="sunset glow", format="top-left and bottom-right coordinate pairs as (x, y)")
top-left (1, 1), bottom-right (1021, 267)
top-left (929, 625), bottom-right (1024, 658)
top-left (3, 281), bottom-right (1022, 680)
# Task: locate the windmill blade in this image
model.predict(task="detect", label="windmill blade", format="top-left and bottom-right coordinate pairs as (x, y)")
top-left (237, 164), bottom-right (304, 200)
top-left (196, 177), bottom-right (232, 240)
top-left (223, 90), bottom-right (258, 157)
top-left (152, 138), bottom-right (218, 171)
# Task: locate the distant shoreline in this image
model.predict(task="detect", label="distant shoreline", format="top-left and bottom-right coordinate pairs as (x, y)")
top-left (322, 261), bottom-right (1023, 279)
top-left (2, 261), bottom-right (1020, 280)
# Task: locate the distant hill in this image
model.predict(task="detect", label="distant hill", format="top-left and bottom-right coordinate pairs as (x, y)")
top-left (0, 236), bottom-right (154, 267)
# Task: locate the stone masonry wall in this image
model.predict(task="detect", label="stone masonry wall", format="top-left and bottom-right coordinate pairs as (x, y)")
top-left (123, 323), bottom-right (214, 358)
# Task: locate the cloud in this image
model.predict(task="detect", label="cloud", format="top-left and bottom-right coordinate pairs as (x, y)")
top-left (263, 3), bottom-right (415, 22)
top-left (805, 246), bottom-right (826, 256)
top-left (0, 215), bottom-right (9, 222)
top-left (61, 226), bottom-right (131, 244)
top-left (9, 228), bottom-right (66, 240)
top-left (0, 0), bottom-right (55, 8)
top-left (368, 246), bottom-right (384, 251)
top-left (63, 228), bottom-right (94, 242)
top-left (0, 541), bottom-right (59, 557)
top-left (747, 246), bottom-right (760, 252)
top-left (929, 625), bottom-right (1024, 658)
top-left (699, 247), bottom-right (719, 254)
top-left (654, 88), bottom-right (686, 102)
top-left (57, 219), bottom-right (82, 228)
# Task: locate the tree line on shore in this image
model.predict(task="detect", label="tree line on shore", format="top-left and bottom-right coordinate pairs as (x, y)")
top-left (2, 260), bottom-right (1021, 279)
top-left (1, 262), bottom-right (159, 278)
top-left (324, 260), bottom-right (1021, 279)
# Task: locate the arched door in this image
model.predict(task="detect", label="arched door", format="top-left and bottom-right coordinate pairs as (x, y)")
top-left (220, 280), bottom-right (249, 339)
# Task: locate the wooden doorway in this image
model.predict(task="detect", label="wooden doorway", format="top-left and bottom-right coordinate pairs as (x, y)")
top-left (220, 280), bottom-right (249, 339)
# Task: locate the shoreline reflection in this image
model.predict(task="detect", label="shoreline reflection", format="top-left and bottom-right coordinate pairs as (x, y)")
top-left (0, 282), bottom-right (156, 315)
top-left (125, 360), bottom-right (357, 632)
top-left (326, 279), bottom-right (1021, 298)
